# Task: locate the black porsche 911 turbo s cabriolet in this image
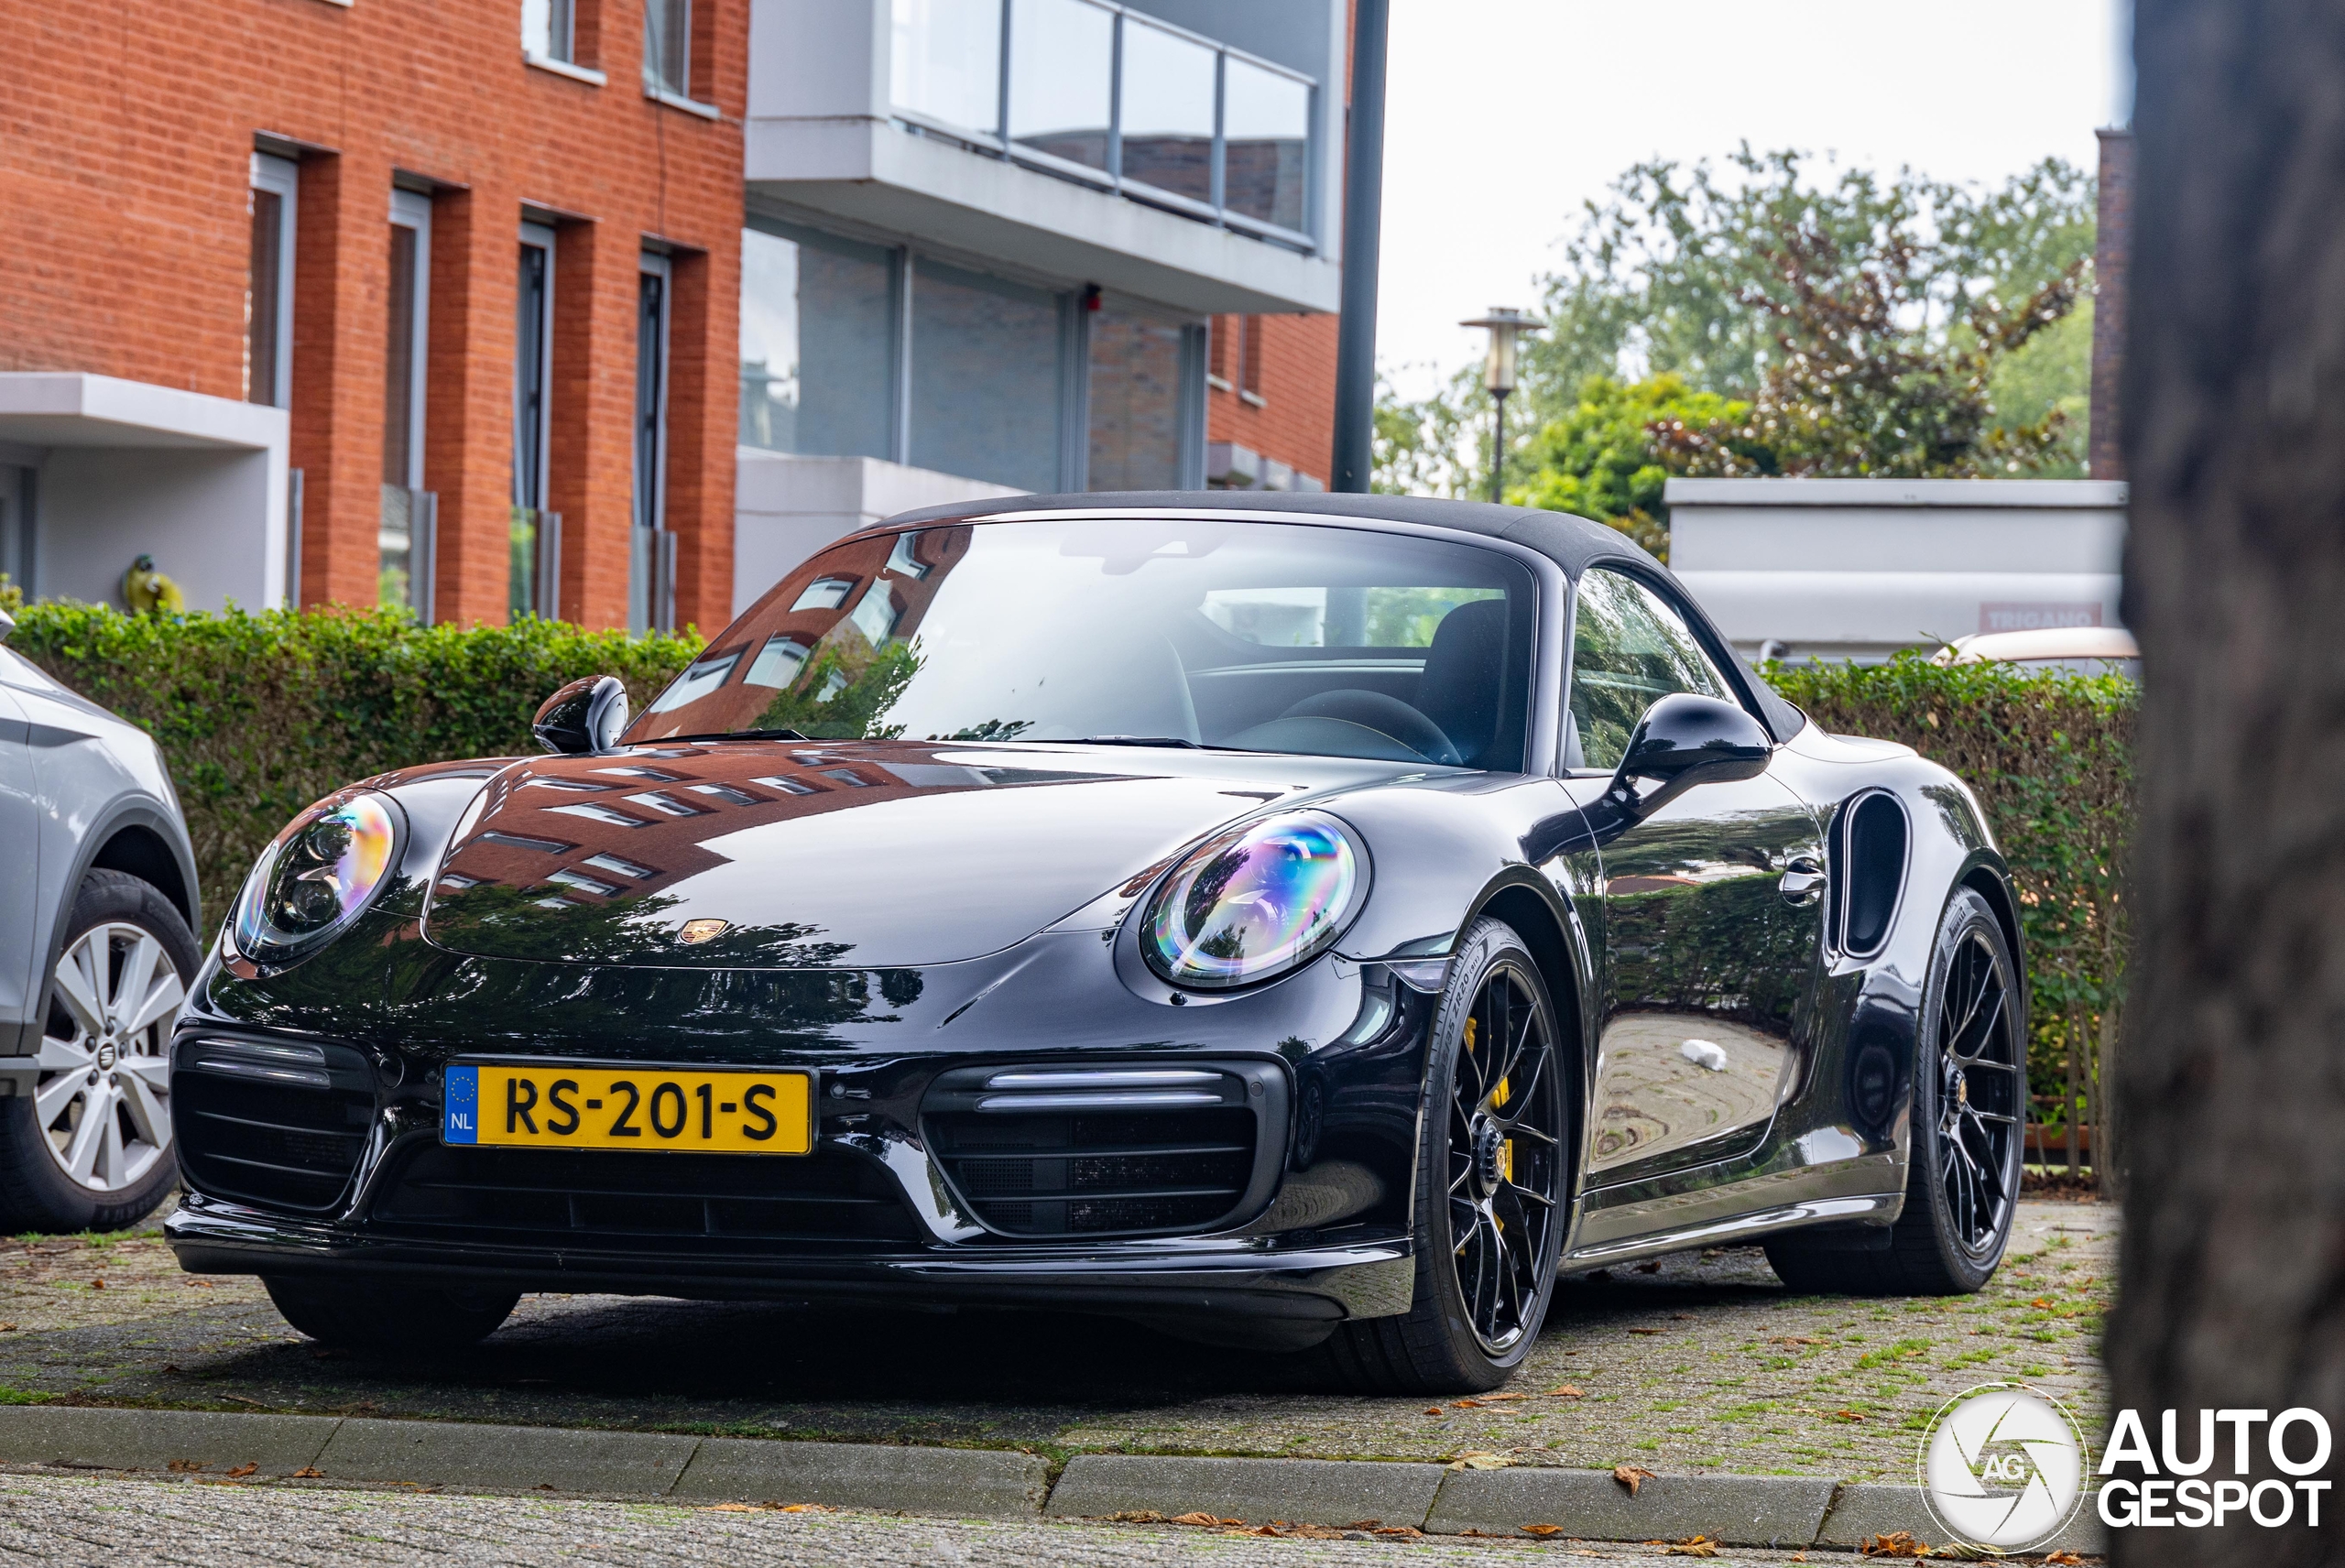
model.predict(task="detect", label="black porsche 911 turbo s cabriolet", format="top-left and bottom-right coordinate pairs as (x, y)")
top-left (167, 493), bottom-right (2028, 1393)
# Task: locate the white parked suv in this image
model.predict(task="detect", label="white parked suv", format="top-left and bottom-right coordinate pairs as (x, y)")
top-left (0, 605), bottom-right (199, 1230)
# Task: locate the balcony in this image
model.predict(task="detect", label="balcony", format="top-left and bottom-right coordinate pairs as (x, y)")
top-left (746, 0), bottom-right (1345, 315)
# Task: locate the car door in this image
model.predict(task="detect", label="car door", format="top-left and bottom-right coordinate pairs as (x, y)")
top-left (1566, 567), bottom-right (1827, 1185)
top-left (0, 677), bottom-right (38, 1056)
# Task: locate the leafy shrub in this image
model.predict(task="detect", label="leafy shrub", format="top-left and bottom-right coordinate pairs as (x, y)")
top-left (1772, 653), bottom-right (2132, 1161)
top-left (6, 604), bottom-right (701, 913)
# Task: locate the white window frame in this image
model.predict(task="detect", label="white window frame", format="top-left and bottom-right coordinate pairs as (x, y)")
top-left (387, 189), bottom-right (432, 491)
top-left (634, 251), bottom-right (671, 536)
top-left (248, 154), bottom-right (299, 410)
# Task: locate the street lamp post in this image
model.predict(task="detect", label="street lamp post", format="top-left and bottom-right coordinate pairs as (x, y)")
top-left (1460, 308), bottom-right (1543, 505)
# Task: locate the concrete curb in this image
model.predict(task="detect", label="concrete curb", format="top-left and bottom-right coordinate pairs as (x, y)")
top-left (1818, 1479), bottom-right (2107, 1557)
top-left (1428, 1468), bottom-right (1837, 1548)
top-left (0, 1408), bottom-right (2104, 1552)
top-left (1048, 1454), bottom-right (1447, 1529)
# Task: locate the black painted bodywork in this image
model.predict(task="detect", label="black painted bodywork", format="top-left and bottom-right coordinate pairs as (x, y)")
top-left (164, 494), bottom-right (2021, 1333)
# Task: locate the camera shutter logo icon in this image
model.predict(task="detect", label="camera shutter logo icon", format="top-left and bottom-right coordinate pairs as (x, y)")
top-left (1917, 1384), bottom-right (2090, 1551)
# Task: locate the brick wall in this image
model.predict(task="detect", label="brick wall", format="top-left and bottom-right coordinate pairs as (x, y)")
top-left (1206, 312), bottom-right (1339, 488)
top-left (0, 0), bottom-right (743, 630)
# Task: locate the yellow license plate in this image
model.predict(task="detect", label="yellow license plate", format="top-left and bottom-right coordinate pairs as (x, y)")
top-left (442, 1063), bottom-right (813, 1154)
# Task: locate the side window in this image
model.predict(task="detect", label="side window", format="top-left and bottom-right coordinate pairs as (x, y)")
top-left (1567, 568), bottom-right (1733, 770)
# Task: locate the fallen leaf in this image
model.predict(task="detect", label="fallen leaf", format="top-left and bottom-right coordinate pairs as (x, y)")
top-left (1627, 1327), bottom-right (1665, 1335)
top-left (159, 1364), bottom-right (179, 1374)
top-left (0, 1324), bottom-right (15, 1333)
top-left (224, 1464), bottom-right (256, 1479)
top-left (1774, 1335), bottom-right (1825, 1346)
top-left (1171, 1512), bottom-right (1226, 1527)
top-left (1424, 1407), bottom-right (1445, 1415)
top-left (776, 1504), bottom-right (835, 1514)
top-left (1633, 1261), bottom-right (1662, 1274)
top-left (1663, 1538), bottom-right (1720, 1558)
top-left (90, 1279), bottom-right (104, 1290)
top-left (1478, 1391), bottom-right (1527, 1401)
top-left (1452, 1398), bottom-right (1484, 1409)
top-left (167, 1459), bottom-right (206, 1474)
top-left (1613, 1464), bottom-right (1656, 1496)
top-left (1831, 1409), bottom-right (1867, 1422)
top-left (1373, 1525), bottom-right (1423, 1538)
top-left (1341, 1520), bottom-right (1382, 1530)
top-left (1858, 1530), bottom-right (1934, 1558)
top-left (1107, 1510), bottom-right (1166, 1523)
top-left (2032, 1297), bottom-right (2056, 1309)
top-left (535, 1483), bottom-right (557, 1491)
top-left (1448, 1452), bottom-right (1513, 1470)
top-left (1548, 1386), bottom-right (1586, 1399)
top-left (1522, 1523), bottom-right (1565, 1537)
top-left (292, 1467), bottom-right (323, 1479)
top-left (2044, 1552), bottom-right (2088, 1565)
top-left (705, 1503), bottom-right (758, 1512)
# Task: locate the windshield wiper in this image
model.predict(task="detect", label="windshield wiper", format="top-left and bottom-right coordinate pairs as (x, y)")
top-left (1016, 735), bottom-right (1204, 749)
top-left (657, 727), bottom-right (811, 743)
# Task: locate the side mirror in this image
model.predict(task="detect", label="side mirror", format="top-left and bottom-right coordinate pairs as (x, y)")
top-left (1601, 692), bottom-right (1772, 821)
top-left (533, 675), bottom-right (629, 756)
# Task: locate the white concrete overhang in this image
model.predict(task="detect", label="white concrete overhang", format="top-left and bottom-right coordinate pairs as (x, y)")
top-left (0, 372), bottom-right (288, 452)
top-left (746, 117), bottom-right (1342, 317)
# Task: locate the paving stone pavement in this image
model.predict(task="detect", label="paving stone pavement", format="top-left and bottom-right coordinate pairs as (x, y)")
top-left (0, 1470), bottom-right (1970, 1566)
top-left (0, 1198), bottom-right (2112, 1483)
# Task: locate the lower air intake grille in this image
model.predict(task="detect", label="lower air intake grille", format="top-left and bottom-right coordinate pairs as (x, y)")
top-left (922, 1062), bottom-right (1286, 1238)
top-left (174, 1036), bottom-right (376, 1212)
top-left (370, 1144), bottom-right (922, 1250)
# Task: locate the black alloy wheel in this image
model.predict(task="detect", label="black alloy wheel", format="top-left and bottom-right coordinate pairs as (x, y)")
top-left (1766, 887), bottom-right (2023, 1295)
top-left (1323, 917), bottom-right (1570, 1392)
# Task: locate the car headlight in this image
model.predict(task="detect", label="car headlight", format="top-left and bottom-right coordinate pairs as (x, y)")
top-left (1141, 811), bottom-right (1367, 990)
top-left (230, 790), bottom-right (403, 962)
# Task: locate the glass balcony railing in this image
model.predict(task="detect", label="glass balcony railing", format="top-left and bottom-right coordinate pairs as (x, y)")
top-left (889, 0), bottom-right (1315, 245)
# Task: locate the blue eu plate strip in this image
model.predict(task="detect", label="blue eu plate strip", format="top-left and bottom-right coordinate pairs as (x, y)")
top-left (443, 1064), bottom-right (479, 1145)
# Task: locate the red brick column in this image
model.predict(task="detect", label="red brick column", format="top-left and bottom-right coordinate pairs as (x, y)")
top-left (550, 222), bottom-right (641, 632)
top-left (423, 184), bottom-right (526, 626)
top-left (661, 243), bottom-right (739, 635)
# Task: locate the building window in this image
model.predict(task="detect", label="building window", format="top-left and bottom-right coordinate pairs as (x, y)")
top-left (631, 253), bottom-right (674, 633)
top-left (644, 0), bottom-right (691, 98)
top-left (1207, 315), bottom-right (1231, 389)
top-left (909, 258), bottom-right (1063, 493)
top-left (247, 154), bottom-right (298, 409)
top-left (739, 221), bottom-right (897, 460)
top-left (1118, 16), bottom-right (1216, 207)
top-left (512, 222), bottom-right (557, 621)
top-left (1087, 308), bottom-right (1184, 492)
top-left (521, 0), bottom-right (576, 62)
top-left (381, 189), bottom-right (433, 617)
top-left (1240, 314), bottom-right (1265, 403)
top-left (1222, 56), bottom-right (1311, 233)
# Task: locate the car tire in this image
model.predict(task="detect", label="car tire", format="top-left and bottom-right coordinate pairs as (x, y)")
top-left (1320, 917), bottom-right (1571, 1394)
top-left (0, 870), bottom-right (196, 1234)
top-left (1765, 887), bottom-right (2023, 1295)
top-left (264, 1276), bottom-right (521, 1354)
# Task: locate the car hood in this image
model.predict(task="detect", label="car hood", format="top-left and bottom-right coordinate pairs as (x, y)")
top-left (421, 739), bottom-right (1409, 969)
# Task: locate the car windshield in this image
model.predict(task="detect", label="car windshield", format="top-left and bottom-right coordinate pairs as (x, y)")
top-left (628, 517), bottom-right (1539, 770)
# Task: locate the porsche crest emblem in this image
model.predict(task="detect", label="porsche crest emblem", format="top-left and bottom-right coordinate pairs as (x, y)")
top-left (679, 918), bottom-right (731, 945)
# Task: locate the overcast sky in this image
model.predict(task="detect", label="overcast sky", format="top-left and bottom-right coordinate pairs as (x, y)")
top-left (1373, 1), bottom-right (2130, 395)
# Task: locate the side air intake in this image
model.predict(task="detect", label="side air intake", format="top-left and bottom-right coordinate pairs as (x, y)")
top-left (1831, 789), bottom-right (1910, 959)
top-left (922, 1062), bottom-right (1288, 1239)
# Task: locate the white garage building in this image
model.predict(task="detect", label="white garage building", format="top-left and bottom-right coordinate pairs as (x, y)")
top-left (1665, 477), bottom-right (2128, 663)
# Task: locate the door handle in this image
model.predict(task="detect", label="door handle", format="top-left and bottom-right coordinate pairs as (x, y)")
top-left (1779, 855), bottom-right (1826, 906)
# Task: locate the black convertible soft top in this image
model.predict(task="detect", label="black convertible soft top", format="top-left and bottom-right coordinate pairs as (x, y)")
top-left (874, 489), bottom-right (1806, 743)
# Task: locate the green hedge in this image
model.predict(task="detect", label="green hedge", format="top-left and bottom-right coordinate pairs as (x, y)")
top-left (7, 604), bottom-right (701, 911)
top-left (1771, 653), bottom-right (2133, 1153)
top-left (8, 606), bottom-right (2129, 1145)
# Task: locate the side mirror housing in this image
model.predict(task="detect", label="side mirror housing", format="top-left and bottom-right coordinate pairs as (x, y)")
top-left (533, 675), bottom-right (629, 756)
top-left (1600, 692), bottom-right (1772, 822)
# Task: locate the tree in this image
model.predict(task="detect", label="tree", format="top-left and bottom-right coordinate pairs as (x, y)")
top-left (2106, 4), bottom-right (2345, 1563)
top-left (1506, 375), bottom-right (1750, 555)
top-left (1373, 150), bottom-right (2100, 505)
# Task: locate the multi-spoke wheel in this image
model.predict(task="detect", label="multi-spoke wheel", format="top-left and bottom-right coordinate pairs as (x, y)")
top-left (0, 871), bottom-right (193, 1231)
top-left (1767, 887), bottom-right (2022, 1295)
top-left (1324, 917), bottom-right (1570, 1392)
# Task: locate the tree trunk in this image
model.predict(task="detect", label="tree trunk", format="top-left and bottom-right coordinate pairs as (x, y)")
top-left (2110, 3), bottom-right (2345, 1561)
top-left (2066, 1002), bottom-right (2083, 1176)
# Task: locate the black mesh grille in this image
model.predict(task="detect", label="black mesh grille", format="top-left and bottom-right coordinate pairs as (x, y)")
top-left (174, 1037), bottom-right (376, 1212)
top-left (922, 1065), bottom-right (1275, 1238)
top-left (370, 1143), bottom-right (922, 1250)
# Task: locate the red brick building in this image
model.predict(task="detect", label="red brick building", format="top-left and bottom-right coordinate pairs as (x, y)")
top-left (0, 0), bottom-right (743, 631)
top-left (1206, 311), bottom-right (1338, 493)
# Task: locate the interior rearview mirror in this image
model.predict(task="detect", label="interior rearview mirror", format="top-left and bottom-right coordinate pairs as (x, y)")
top-left (533, 675), bottom-right (629, 756)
